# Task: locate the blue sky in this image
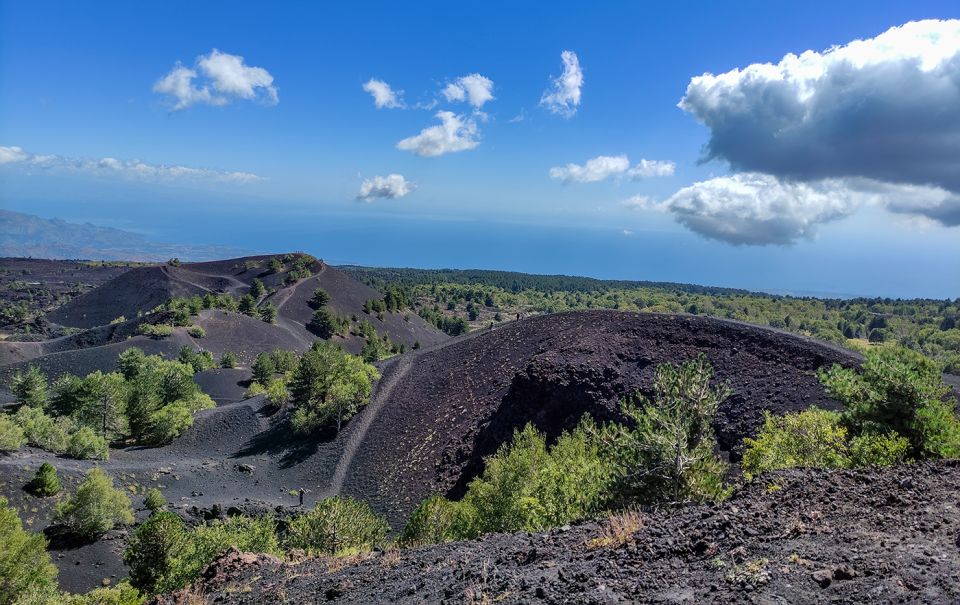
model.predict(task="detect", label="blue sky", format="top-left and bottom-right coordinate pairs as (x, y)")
top-left (1, 1), bottom-right (959, 298)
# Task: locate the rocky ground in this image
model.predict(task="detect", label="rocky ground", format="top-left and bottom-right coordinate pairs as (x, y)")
top-left (153, 460), bottom-right (960, 604)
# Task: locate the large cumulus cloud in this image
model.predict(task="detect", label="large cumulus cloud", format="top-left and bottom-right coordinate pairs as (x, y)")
top-left (679, 20), bottom-right (960, 198)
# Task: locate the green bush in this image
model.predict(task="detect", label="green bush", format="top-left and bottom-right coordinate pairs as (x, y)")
top-left (238, 294), bottom-right (258, 317)
top-left (269, 349), bottom-right (299, 374)
top-left (219, 351), bottom-right (238, 369)
top-left (307, 308), bottom-right (337, 338)
top-left (123, 512), bottom-right (187, 594)
top-left (310, 288), bottom-right (331, 309)
top-left (11, 366), bottom-right (47, 408)
top-left (124, 513), bottom-right (278, 595)
top-left (251, 352), bottom-right (276, 384)
top-left (289, 342), bottom-right (380, 433)
top-left (259, 303), bottom-right (277, 324)
top-left (147, 403), bottom-right (194, 445)
top-left (742, 409), bottom-right (850, 479)
top-left (250, 279), bottom-right (265, 299)
top-left (187, 325), bottom-right (205, 339)
top-left (177, 346), bottom-right (214, 373)
top-left (0, 415), bottom-right (26, 453)
top-left (243, 381), bottom-right (267, 399)
top-left (66, 427), bottom-right (109, 460)
top-left (28, 463), bottom-right (61, 497)
top-left (820, 347), bottom-right (960, 459)
top-left (265, 378), bottom-right (289, 409)
top-left (143, 488), bottom-right (166, 512)
top-left (463, 421), bottom-right (614, 535)
top-left (61, 581), bottom-right (143, 605)
top-left (137, 323), bottom-right (174, 339)
top-left (13, 406), bottom-right (69, 453)
top-left (49, 371), bottom-right (127, 441)
top-left (848, 431), bottom-right (909, 467)
top-left (603, 354), bottom-right (731, 504)
top-left (398, 495), bottom-right (471, 547)
top-left (286, 497), bottom-right (389, 556)
top-left (55, 468), bottom-right (134, 539)
top-left (0, 496), bottom-right (58, 605)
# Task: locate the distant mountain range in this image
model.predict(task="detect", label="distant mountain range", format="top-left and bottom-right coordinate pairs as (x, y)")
top-left (0, 210), bottom-right (250, 261)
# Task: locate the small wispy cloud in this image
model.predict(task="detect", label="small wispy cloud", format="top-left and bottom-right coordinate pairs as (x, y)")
top-left (0, 145), bottom-right (263, 183)
top-left (357, 174), bottom-right (416, 201)
top-left (441, 74), bottom-right (495, 109)
top-left (362, 78), bottom-right (405, 109)
top-left (540, 50), bottom-right (583, 118)
top-left (154, 49), bottom-right (278, 110)
top-left (550, 155), bottom-right (674, 184)
top-left (396, 111), bottom-right (480, 157)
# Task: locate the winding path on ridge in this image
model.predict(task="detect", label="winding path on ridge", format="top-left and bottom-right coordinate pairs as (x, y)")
top-left (323, 323), bottom-right (500, 498)
top-left (269, 269), bottom-right (324, 350)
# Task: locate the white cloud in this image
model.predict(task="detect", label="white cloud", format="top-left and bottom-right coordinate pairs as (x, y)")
top-left (154, 49), bottom-right (278, 110)
top-left (627, 159), bottom-right (676, 180)
top-left (652, 173), bottom-right (861, 245)
top-left (678, 19), bottom-right (960, 194)
top-left (550, 155), bottom-right (628, 183)
top-left (396, 111), bottom-right (480, 157)
top-left (357, 174), bottom-right (416, 201)
top-left (540, 50), bottom-right (583, 118)
top-left (0, 146), bottom-right (28, 164)
top-left (550, 155), bottom-right (674, 184)
top-left (0, 145), bottom-right (262, 183)
top-left (622, 194), bottom-right (656, 210)
top-left (442, 74), bottom-right (495, 109)
top-left (363, 78), bottom-right (405, 109)
top-left (622, 229), bottom-right (635, 236)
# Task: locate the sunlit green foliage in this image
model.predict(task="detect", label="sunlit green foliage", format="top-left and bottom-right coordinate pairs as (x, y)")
top-left (55, 468), bottom-right (133, 539)
top-left (821, 347), bottom-right (960, 459)
top-left (27, 463), bottom-right (61, 497)
top-left (11, 366), bottom-right (47, 408)
top-left (289, 342), bottom-right (380, 433)
top-left (0, 496), bottom-right (58, 605)
top-left (285, 497), bottom-right (389, 556)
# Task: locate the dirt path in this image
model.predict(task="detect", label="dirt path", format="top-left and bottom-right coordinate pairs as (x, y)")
top-left (160, 265), bottom-right (214, 294)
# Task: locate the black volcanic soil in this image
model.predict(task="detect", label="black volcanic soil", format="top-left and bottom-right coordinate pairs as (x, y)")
top-left (0, 311), bottom-right (862, 594)
top-left (152, 460), bottom-right (960, 605)
top-left (340, 311), bottom-right (859, 527)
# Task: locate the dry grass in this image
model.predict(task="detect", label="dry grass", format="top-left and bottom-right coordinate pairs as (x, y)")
top-left (586, 509), bottom-right (645, 549)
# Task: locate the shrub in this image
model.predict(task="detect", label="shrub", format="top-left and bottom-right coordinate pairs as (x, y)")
top-left (250, 279), bottom-right (265, 298)
top-left (243, 381), bottom-right (267, 399)
top-left (55, 468), bottom-right (133, 539)
top-left (251, 352), bottom-right (276, 384)
top-left (238, 294), bottom-right (258, 317)
top-left (219, 351), bottom-right (238, 369)
top-left (820, 347), bottom-right (960, 459)
top-left (307, 308), bottom-right (337, 338)
top-left (742, 409), bottom-right (850, 479)
top-left (28, 463), bottom-right (61, 497)
top-left (177, 346), bottom-right (214, 373)
top-left (398, 495), bottom-right (472, 548)
top-left (147, 403), bottom-right (194, 445)
top-left (137, 323), bottom-right (174, 339)
top-left (125, 513), bottom-right (278, 595)
top-left (11, 365), bottom-right (47, 408)
top-left (123, 511), bottom-right (187, 594)
top-left (187, 325), bottom-right (205, 339)
top-left (62, 581), bottom-right (143, 605)
top-left (0, 416), bottom-right (25, 453)
top-left (265, 378), bottom-right (289, 409)
top-left (49, 371), bottom-right (128, 441)
top-left (143, 488), bottom-right (166, 512)
top-left (259, 303), bottom-right (277, 324)
top-left (848, 431), bottom-right (909, 467)
top-left (0, 496), bottom-right (58, 605)
top-left (289, 342), bottom-right (380, 433)
top-left (310, 288), bottom-right (331, 309)
top-left (463, 420), bottom-right (614, 535)
top-left (602, 354), bottom-right (731, 504)
top-left (66, 427), bottom-right (109, 460)
top-left (286, 497), bottom-right (389, 556)
top-left (13, 406), bottom-right (69, 453)
top-left (270, 349), bottom-right (298, 374)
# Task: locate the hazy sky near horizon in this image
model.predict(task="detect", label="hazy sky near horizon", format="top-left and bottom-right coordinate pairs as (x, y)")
top-left (1, 1), bottom-right (959, 297)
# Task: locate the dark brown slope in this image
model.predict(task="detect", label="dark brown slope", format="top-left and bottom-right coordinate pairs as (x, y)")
top-left (152, 460), bottom-right (960, 605)
top-left (268, 265), bottom-right (447, 354)
top-left (337, 311), bottom-right (859, 527)
top-left (45, 265), bottom-right (208, 329)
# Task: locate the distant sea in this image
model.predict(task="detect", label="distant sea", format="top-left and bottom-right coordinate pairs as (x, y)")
top-left (7, 199), bottom-right (959, 300)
